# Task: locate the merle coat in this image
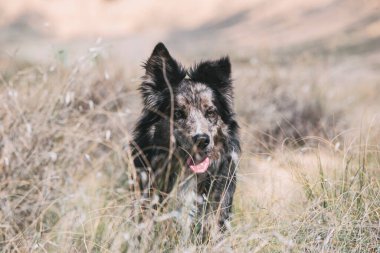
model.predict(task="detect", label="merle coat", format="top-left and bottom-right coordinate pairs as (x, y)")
top-left (131, 42), bottom-right (240, 233)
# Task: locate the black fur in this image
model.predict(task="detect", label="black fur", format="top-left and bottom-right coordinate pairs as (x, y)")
top-left (131, 42), bottom-right (240, 235)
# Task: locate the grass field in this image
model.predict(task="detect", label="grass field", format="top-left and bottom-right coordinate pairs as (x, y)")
top-left (1, 43), bottom-right (379, 252)
top-left (1, 1), bottom-right (380, 251)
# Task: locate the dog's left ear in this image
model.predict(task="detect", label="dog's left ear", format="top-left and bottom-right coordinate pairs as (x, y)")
top-left (189, 57), bottom-right (231, 86)
top-left (189, 57), bottom-right (233, 103)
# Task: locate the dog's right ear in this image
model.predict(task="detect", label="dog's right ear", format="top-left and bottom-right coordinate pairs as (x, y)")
top-left (140, 43), bottom-right (186, 108)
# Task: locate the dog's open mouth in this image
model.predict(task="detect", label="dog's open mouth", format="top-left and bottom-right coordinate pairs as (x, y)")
top-left (186, 156), bottom-right (210, 173)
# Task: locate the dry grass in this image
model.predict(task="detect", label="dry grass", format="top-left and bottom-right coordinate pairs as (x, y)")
top-left (1, 48), bottom-right (379, 252)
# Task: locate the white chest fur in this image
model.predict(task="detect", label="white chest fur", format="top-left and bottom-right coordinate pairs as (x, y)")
top-left (177, 175), bottom-right (199, 240)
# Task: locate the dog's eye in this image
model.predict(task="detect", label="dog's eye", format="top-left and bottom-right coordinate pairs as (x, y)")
top-left (205, 108), bottom-right (217, 119)
top-left (174, 110), bottom-right (186, 119)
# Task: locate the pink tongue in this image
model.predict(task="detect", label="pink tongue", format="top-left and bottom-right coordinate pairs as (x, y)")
top-left (187, 157), bottom-right (210, 173)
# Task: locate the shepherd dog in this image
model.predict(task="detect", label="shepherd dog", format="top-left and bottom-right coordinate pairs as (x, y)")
top-left (131, 42), bottom-right (240, 239)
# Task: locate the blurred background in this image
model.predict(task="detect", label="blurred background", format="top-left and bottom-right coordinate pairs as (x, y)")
top-left (1, 0), bottom-right (380, 64)
top-left (2, 0), bottom-right (380, 144)
top-left (1, 1), bottom-right (380, 252)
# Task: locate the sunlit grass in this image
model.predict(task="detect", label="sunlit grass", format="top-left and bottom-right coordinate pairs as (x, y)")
top-left (1, 49), bottom-right (379, 252)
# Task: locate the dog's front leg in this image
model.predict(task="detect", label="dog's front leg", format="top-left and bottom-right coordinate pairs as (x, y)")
top-left (209, 172), bottom-right (236, 231)
top-left (197, 164), bottom-right (237, 241)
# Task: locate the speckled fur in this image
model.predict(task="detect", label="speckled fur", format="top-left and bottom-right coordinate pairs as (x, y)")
top-left (131, 43), bottom-right (240, 235)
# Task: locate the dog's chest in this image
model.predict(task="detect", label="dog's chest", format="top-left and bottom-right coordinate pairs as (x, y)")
top-left (176, 176), bottom-right (201, 238)
top-left (177, 176), bottom-right (198, 218)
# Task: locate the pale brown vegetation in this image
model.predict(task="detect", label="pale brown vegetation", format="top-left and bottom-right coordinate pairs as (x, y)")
top-left (1, 0), bottom-right (380, 251)
top-left (1, 46), bottom-right (379, 252)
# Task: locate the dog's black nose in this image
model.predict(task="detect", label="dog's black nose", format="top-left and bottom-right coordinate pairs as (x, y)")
top-left (192, 134), bottom-right (210, 150)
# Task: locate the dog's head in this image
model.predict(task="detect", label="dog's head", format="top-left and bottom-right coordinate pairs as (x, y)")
top-left (140, 43), bottom-right (236, 174)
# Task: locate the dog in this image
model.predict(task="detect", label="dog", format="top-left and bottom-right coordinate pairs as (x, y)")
top-left (131, 42), bottom-right (240, 238)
